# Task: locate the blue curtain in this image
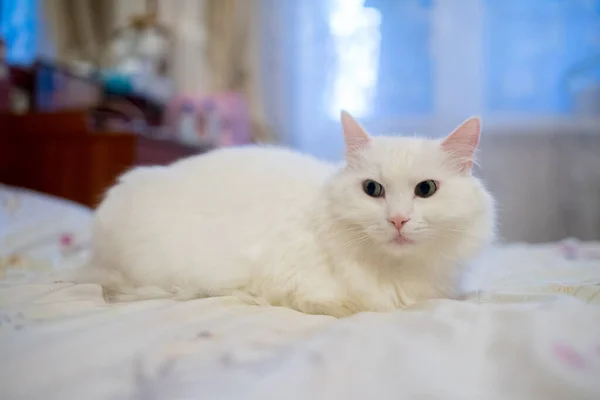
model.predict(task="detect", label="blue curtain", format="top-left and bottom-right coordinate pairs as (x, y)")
top-left (1, 0), bottom-right (39, 65)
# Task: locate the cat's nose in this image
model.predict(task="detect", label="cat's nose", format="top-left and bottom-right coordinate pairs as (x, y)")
top-left (388, 215), bottom-right (410, 230)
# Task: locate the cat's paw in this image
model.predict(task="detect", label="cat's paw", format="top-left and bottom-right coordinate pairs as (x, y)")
top-left (293, 298), bottom-right (361, 318)
top-left (232, 291), bottom-right (270, 306)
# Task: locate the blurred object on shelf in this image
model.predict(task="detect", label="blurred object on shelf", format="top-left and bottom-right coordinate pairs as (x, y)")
top-left (103, 0), bottom-right (174, 105)
top-left (0, 38), bottom-right (10, 111)
top-left (177, 101), bottom-right (204, 146)
top-left (212, 92), bottom-right (251, 146)
top-left (91, 96), bottom-right (148, 133)
top-left (35, 60), bottom-right (102, 112)
top-left (165, 92), bottom-right (251, 147)
top-left (100, 69), bottom-right (174, 106)
top-left (93, 91), bottom-right (164, 133)
top-left (100, 71), bottom-right (134, 96)
top-left (9, 86), bottom-right (30, 114)
top-left (1, 63), bottom-right (33, 114)
top-left (0, 58), bottom-right (165, 134)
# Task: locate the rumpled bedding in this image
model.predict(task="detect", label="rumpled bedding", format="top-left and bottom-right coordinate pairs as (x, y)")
top-left (1, 184), bottom-right (600, 400)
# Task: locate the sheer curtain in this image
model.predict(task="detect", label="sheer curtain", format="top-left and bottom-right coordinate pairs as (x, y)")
top-left (41, 0), bottom-right (114, 66)
top-left (263, 0), bottom-right (600, 242)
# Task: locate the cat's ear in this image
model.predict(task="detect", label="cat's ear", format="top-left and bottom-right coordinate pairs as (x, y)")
top-left (441, 116), bottom-right (481, 173)
top-left (341, 110), bottom-right (370, 155)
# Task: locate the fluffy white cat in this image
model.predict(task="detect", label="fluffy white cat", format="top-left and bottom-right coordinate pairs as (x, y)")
top-left (84, 112), bottom-right (495, 317)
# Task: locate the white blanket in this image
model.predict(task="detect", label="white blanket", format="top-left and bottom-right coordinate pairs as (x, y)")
top-left (1, 185), bottom-right (600, 400)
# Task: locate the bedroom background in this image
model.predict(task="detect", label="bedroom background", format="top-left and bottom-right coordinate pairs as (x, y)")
top-left (1, 0), bottom-right (599, 244)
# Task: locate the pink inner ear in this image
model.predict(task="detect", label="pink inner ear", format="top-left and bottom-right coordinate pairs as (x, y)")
top-left (341, 110), bottom-right (370, 154)
top-left (441, 117), bottom-right (481, 172)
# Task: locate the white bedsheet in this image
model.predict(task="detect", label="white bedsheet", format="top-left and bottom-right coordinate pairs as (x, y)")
top-left (1, 185), bottom-right (600, 400)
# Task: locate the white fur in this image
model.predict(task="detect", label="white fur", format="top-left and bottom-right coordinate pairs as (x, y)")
top-left (84, 114), bottom-right (495, 317)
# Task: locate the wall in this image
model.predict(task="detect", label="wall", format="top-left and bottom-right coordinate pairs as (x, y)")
top-left (478, 123), bottom-right (600, 243)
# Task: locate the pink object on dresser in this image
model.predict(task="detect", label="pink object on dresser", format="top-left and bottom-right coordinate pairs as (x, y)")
top-left (165, 92), bottom-right (251, 147)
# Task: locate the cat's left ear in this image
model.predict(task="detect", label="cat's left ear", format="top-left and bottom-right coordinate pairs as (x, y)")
top-left (341, 110), bottom-right (371, 156)
top-left (441, 117), bottom-right (481, 174)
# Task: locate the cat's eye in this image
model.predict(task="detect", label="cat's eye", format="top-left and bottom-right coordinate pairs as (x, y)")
top-left (415, 180), bottom-right (438, 198)
top-left (363, 179), bottom-right (385, 198)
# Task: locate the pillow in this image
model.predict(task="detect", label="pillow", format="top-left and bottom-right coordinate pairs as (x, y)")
top-left (0, 185), bottom-right (92, 279)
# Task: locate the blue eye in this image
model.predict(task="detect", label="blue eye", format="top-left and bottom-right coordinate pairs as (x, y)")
top-left (363, 180), bottom-right (385, 197)
top-left (415, 180), bottom-right (437, 198)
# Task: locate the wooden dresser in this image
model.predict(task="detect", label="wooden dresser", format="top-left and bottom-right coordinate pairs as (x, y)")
top-left (0, 111), bottom-right (211, 208)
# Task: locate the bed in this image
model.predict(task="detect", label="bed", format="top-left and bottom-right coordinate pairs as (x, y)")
top-left (1, 184), bottom-right (600, 400)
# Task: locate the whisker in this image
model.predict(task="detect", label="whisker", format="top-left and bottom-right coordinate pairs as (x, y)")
top-left (342, 234), bottom-right (373, 247)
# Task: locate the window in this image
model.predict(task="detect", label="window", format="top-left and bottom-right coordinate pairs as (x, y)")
top-left (327, 0), bottom-right (382, 119)
top-left (325, 0), bottom-right (434, 120)
top-left (280, 0), bottom-right (600, 159)
top-left (361, 0), bottom-right (433, 119)
top-left (484, 0), bottom-right (600, 114)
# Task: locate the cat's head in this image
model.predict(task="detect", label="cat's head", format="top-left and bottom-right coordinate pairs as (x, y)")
top-left (325, 112), bottom-right (495, 262)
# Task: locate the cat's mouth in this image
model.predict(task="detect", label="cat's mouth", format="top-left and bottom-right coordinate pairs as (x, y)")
top-left (391, 234), bottom-right (414, 245)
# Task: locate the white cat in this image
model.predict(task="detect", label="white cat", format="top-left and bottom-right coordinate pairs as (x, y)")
top-left (84, 112), bottom-right (495, 317)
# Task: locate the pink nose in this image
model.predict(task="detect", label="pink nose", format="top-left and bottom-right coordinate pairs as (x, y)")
top-left (388, 215), bottom-right (410, 230)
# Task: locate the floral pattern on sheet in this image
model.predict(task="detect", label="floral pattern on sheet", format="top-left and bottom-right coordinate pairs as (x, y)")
top-left (552, 342), bottom-right (588, 370)
top-left (116, 300), bottom-right (600, 400)
top-left (557, 238), bottom-right (600, 261)
top-left (541, 239), bottom-right (600, 303)
top-left (0, 309), bottom-right (34, 332)
top-left (0, 184), bottom-right (92, 279)
top-left (466, 239), bottom-right (600, 305)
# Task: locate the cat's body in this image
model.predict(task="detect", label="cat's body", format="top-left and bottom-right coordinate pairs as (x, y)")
top-left (86, 113), bottom-right (495, 317)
